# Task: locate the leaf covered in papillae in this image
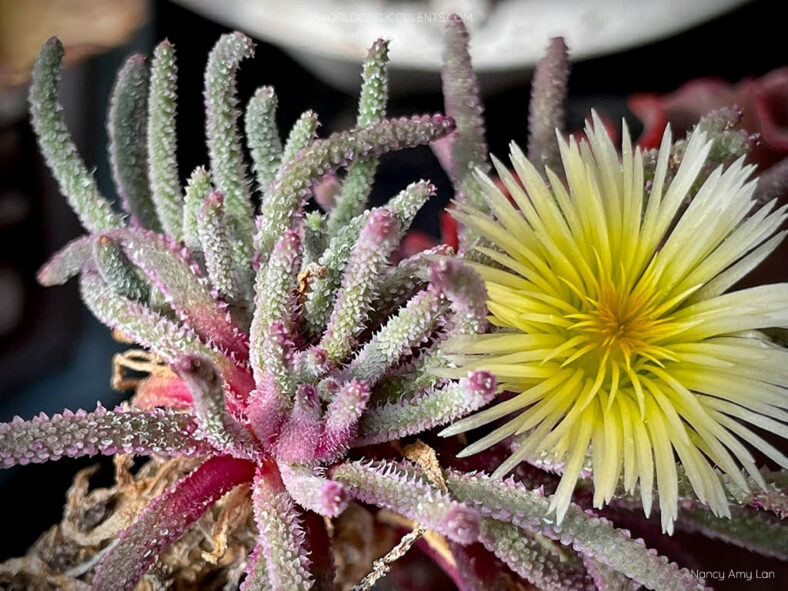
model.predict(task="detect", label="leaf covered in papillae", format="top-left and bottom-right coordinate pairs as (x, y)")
top-left (439, 17), bottom-right (488, 193)
top-left (0, 405), bottom-right (215, 468)
top-left (91, 456), bottom-right (254, 591)
top-left (330, 459), bottom-right (481, 544)
top-left (257, 114), bottom-right (455, 263)
top-left (446, 470), bottom-right (707, 591)
top-left (29, 37), bottom-right (124, 232)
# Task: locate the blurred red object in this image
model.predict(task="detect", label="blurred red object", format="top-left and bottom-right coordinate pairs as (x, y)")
top-left (629, 67), bottom-right (788, 167)
top-left (399, 210), bottom-right (458, 259)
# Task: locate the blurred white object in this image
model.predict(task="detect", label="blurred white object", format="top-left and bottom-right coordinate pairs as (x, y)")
top-left (173, 0), bottom-right (749, 92)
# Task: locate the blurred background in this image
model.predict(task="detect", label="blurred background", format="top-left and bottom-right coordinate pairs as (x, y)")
top-left (0, 0), bottom-right (785, 588)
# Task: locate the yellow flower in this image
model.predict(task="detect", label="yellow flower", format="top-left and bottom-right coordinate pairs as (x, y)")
top-left (439, 114), bottom-right (788, 533)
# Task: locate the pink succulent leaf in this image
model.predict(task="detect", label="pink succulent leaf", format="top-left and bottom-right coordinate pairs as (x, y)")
top-left (279, 463), bottom-right (349, 517)
top-left (582, 556), bottom-right (640, 591)
top-left (174, 356), bottom-right (259, 458)
top-left (355, 370), bottom-right (496, 446)
top-left (479, 517), bottom-right (595, 591)
top-left (37, 235), bottom-right (94, 286)
top-left (99, 227), bottom-right (250, 361)
top-left (79, 272), bottom-right (254, 398)
top-left (205, 32), bottom-right (256, 243)
top-left (0, 405), bottom-right (215, 468)
top-left (29, 37), bottom-right (124, 233)
top-left (244, 378), bottom-right (287, 447)
top-left (132, 375), bottom-right (193, 409)
top-left (107, 53), bottom-right (160, 231)
top-left (445, 470), bottom-right (708, 591)
top-left (440, 16), bottom-right (488, 191)
top-left (274, 384), bottom-right (322, 463)
top-left (430, 135), bottom-right (456, 186)
top-left (91, 456), bottom-right (255, 591)
top-left (250, 229), bottom-right (301, 383)
top-left (527, 37), bottom-right (570, 172)
top-left (240, 544), bottom-right (271, 591)
top-left (392, 242), bottom-right (452, 273)
top-left (329, 459), bottom-right (481, 544)
top-left (346, 288), bottom-right (445, 384)
top-left (251, 464), bottom-right (314, 590)
top-left (676, 504), bottom-right (788, 561)
top-left (316, 380), bottom-right (370, 462)
top-left (311, 173), bottom-right (340, 212)
top-left (319, 209), bottom-right (399, 363)
top-left (256, 114), bottom-right (455, 263)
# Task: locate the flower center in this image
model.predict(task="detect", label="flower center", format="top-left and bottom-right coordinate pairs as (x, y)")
top-left (566, 281), bottom-right (673, 370)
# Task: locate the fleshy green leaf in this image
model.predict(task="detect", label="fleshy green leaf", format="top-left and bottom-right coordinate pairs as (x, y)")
top-left (330, 459), bottom-right (481, 544)
top-left (319, 209), bottom-right (399, 363)
top-left (677, 504), bottom-right (788, 560)
top-left (245, 86), bottom-right (282, 194)
top-left (346, 288), bottom-right (444, 383)
top-left (198, 191), bottom-right (246, 303)
top-left (29, 37), bottom-right (123, 232)
top-left (108, 54), bottom-right (159, 230)
top-left (175, 356), bottom-right (258, 457)
top-left (355, 370), bottom-right (496, 446)
top-left (0, 405), bottom-right (214, 468)
top-left (327, 39), bottom-right (390, 233)
top-left (250, 230), bottom-right (301, 383)
top-left (479, 517), bottom-right (595, 591)
top-left (251, 465), bottom-right (314, 590)
top-left (204, 32), bottom-right (255, 224)
top-left (183, 166), bottom-right (213, 255)
top-left (257, 115), bottom-right (455, 264)
top-left (281, 110), bottom-right (319, 164)
top-left (93, 235), bottom-right (149, 302)
top-left (446, 470), bottom-right (706, 591)
top-left (304, 180), bottom-right (436, 337)
top-left (79, 272), bottom-right (253, 397)
top-left (148, 40), bottom-right (183, 238)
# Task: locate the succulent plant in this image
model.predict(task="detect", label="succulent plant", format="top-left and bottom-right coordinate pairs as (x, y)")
top-left (1, 15), bottom-right (786, 591)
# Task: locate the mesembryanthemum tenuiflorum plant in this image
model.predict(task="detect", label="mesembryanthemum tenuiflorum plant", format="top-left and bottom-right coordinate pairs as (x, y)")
top-left (1, 16), bottom-right (786, 591)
